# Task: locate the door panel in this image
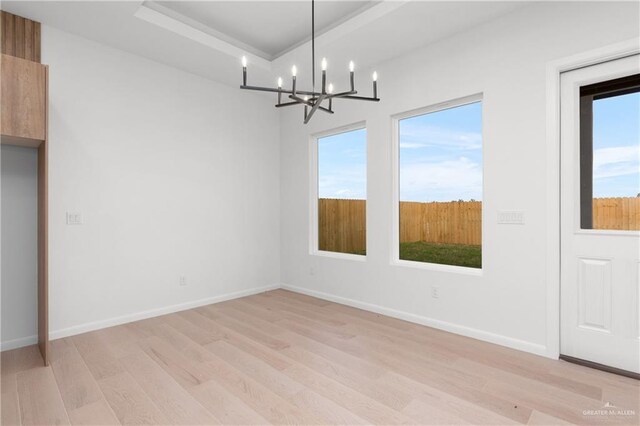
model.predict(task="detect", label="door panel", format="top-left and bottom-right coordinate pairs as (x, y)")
top-left (577, 258), bottom-right (611, 332)
top-left (560, 55), bottom-right (640, 374)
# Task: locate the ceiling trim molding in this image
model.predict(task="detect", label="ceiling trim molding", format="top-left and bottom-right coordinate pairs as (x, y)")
top-left (134, 1), bottom-right (272, 70)
top-left (134, 0), bottom-right (409, 71)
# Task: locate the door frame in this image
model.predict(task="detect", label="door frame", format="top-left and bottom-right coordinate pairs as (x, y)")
top-left (545, 38), bottom-right (639, 360)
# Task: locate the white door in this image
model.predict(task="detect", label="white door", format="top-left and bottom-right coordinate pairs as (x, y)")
top-left (560, 55), bottom-right (640, 375)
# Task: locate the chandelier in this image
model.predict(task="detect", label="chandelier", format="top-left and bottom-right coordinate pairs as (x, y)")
top-left (239, 0), bottom-right (380, 124)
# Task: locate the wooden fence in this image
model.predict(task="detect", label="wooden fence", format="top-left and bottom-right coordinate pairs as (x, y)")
top-left (400, 200), bottom-right (482, 245)
top-left (318, 198), bottom-right (481, 253)
top-left (319, 198), bottom-right (366, 254)
top-left (318, 197), bottom-right (640, 253)
top-left (593, 197), bottom-right (640, 231)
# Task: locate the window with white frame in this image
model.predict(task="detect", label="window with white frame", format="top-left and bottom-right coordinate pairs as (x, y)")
top-left (314, 126), bottom-right (367, 256)
top-left (397, 98), bottom-right (483, 269)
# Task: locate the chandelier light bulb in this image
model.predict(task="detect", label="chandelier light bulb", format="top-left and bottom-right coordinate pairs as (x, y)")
top-left (237, 0), bottom-right (380, 123)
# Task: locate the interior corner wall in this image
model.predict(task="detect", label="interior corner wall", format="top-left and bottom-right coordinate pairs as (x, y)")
top-left (278, 2), bottom-right (640, 357)
top-left (29, 26), bottom-right (280, 342)
top-left (1, 145), bottom-right (38, 350)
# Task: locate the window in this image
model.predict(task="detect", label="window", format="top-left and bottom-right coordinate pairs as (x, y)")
top-left (580, 74), bottom-right (640, 231)
top-left (314, 126), bottom-right (366, 256)
top-left (397, 98), bottom-right (482, 269)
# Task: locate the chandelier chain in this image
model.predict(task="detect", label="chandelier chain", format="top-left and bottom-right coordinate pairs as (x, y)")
top-left (312, 0), bottom-right (315, 94)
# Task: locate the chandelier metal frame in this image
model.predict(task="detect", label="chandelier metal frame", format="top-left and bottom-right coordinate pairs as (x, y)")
top-left (239, 0), bottom-right (380, 124)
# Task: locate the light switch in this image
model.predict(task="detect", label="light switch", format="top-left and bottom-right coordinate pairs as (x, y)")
top-left (498, 211), bottom-right (524, 225)
top-left (66, 212), bottom-right (83, 225)
top-left (431, 286), bottom-right (440, 299)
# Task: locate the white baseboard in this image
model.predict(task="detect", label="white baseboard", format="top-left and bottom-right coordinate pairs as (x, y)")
top-left (3, 282), bottom-right (548, 359)
top-left (1, 284), bottom-right (279, 352)
top-left (50, 284), bottom-right (280, 341)
top-left (281, 283), bottom-right (548, 358)
top-left (0, 335), bottom-right (38, 352)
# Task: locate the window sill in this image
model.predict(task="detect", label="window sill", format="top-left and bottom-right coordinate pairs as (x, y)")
top-left (311, 250), bottom-right (367, 262)
top-left (575, 229), bottom-right (640, 237)
top-left (391, 259), bottom-right (483, 276)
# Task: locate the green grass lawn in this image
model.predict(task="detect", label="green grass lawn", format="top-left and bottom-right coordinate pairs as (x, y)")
top-left (399, 241), bottom-right (481, 269)
top-left (343, 241), bottom-right (481, 269)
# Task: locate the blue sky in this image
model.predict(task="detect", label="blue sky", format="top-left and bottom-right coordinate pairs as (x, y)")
top-left (318, 128), bottom-right (366, 199)
top-left (317, 94), bottom-right (638, 201)
top-left (399, 101), bottom-right (482, 202)
top-left (592, 92), bottom-right (640, 198)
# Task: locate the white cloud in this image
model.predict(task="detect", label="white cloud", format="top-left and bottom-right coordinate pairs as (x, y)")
top-left (400, 123), bottom-right (482, 150)
top-left (400, 157), bottom-right (482, 202)
top-left (594, 145), bottom-right (639, 179)
top-left (318, 166), bottom-right (366, 199)
top-left (399, 142), bottom-right (428, 149)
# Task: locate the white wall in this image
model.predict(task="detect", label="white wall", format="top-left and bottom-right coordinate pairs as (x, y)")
top-left (1, 145), bottom-right (38, 349)
top-left (3, 2), bottom-right (637, 354)
top-left (38, 26), bottom-right (280, 340)
top-left (279, 2), bottom-right (640, 356)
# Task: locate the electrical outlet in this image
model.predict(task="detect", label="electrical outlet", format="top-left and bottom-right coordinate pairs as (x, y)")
top-left (179, 276), bottom-right (187, 286)
top-left (66, 212), bottom-right (82, 225)
top-left (431, 286), bottom-right (440, 299)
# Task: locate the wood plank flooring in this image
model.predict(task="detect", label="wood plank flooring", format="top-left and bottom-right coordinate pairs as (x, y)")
top-left (2, 289), bottom-right (638, 425)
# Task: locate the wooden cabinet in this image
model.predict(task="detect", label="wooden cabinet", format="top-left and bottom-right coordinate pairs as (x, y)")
top-left (1, 53), bottom-right (47, 144)
top-left (1, 11), bottom-right (41, 62)
top-left (1, 12), bottom-right (49, 366)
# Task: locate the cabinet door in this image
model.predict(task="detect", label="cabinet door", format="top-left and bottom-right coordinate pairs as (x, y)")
top-left (1, 54), bottom-right (46, 142)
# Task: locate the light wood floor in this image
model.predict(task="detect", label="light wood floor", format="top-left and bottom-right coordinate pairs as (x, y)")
top-left (2, 289), bottom-right (638, 425)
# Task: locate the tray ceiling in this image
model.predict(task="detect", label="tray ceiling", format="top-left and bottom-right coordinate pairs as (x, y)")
top-left (0, 1), bottom-right (531, 89)
top-left (155, 1), bottom-right (377, 59)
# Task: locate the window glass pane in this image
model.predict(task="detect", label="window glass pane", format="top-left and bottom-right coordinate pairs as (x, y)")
top-left (317, 128), bottom-right (366, 255)
top-left (590, 91), bottom-right (640, 230)
top-left (399, 101), bottom-right (482, 268)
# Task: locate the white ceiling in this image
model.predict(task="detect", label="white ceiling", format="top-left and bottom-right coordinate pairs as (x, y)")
top-left (1, 1), bottom-right (530, 90)
top-left (155, 1), bottom-right (378, 59)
